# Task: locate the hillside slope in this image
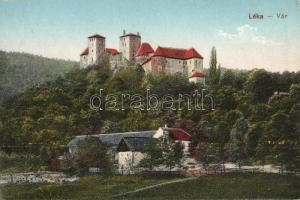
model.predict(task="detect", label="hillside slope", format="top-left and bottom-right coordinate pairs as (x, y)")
top-left (0, 51), bottom-right (79, 104)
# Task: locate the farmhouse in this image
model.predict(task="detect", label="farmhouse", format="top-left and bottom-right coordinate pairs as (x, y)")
top-left (67, 126), bottom-right (192, 174)
top-left (80, 30), bottom-right (206, 84)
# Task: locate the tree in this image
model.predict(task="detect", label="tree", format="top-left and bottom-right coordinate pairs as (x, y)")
top-left (245, 69), bottom-right (275, 103)
top-left (226, 118), bottom-right (249, 168)
top-left (246, 122), bottom-right (265, 160)
top-left (264, 111), bottom-right (299, 170)
top-left (73, 137), bottom-right (112, 174)
top-left (196, 142), bottom-right (220, 169)
top-left (139, 139), bottom-right (163, 170)
top-left (208, 47), bottom-right (220, 85)
top-left (139, 138), bottom-right (183, 171)
top-left (163, 141), bottom-right (184, 170)
top-left (220, 70), bottom-right (236, 86)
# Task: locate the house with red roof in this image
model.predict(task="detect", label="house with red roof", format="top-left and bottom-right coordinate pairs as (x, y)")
top-left (135, 42), bottom-right (154, 64)
top-left (68, 125), bottom-right (193, 174)
top-left (140, 46), bottom-right (206, 84)
top-left (153, 125), bottom-right (192, 155)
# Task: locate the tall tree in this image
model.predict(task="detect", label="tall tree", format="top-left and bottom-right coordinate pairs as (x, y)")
top-left (208, 47), bottom-right (220, 85)
top-left (163, 141), bottom-right (184, 170)
top-left (226, 118), bottom-right (249, 168)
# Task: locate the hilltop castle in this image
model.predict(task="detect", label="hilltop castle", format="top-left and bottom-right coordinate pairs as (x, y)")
top-left (80, 30), bottom-right (206, 84)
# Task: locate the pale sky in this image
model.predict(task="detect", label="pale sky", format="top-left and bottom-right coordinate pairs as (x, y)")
top-left (0, 0), bottom-right (300, 72)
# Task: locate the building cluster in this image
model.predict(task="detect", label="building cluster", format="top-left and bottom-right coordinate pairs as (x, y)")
top-left (80, 30), bottom-right (206, 84)
top-left (68, 126), bottom-right (192, 174)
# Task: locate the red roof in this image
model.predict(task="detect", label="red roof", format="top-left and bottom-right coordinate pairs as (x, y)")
top-left (80, 48), bottom-right (89, 56)
top-left (135, 43), bottom-right (154, 57)
top-left (185, 48), bottom-right (203, 59)
top-left (153, 47), bottom-right (203, 60)
top-left (141, 57), bottom-right (152, 65)
top-left (165, 128), bottom-right (192, 141)
top-left (106, 48), bottom-right (119, 56)
top-left (189, 72), bottom-right (206, 78)
top-left (88, 34), bottom-right (105, 39)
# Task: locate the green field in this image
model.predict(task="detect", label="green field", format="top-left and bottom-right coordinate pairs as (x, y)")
top-left (0, 175), bottom-right (174, 200)
top-left (122, 173), bottom-right (300, 199)
top-left (1, 173), bottom-right (300, 200)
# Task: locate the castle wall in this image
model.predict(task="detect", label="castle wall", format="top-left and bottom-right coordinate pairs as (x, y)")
top-left (120, 35), bottom-right (141, 61)
top-left (186, 58), bottom-right (203, 77)
top-left (80, 55), bottom-right (88, 68)
top-left (150, 56), bottom-right (166, 74)
top-left (165, 58), bottom-right (187, 75)
top-left (142, 60), bottom-right (152, 74)
top-left (189, 77), bottom-right (205, 84)
top-left (88, 37), bottom-right (105, 65)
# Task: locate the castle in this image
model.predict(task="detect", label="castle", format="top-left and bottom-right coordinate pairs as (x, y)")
top-left (80, 30), bottom-right (206, 84)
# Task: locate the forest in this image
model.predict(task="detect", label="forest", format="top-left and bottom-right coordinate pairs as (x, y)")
top-left (0, 51), bottom-right (79, 104)
top-left (0, 48), bottom-right (299, 171)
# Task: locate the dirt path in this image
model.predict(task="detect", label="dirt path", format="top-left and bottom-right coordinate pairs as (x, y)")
top-left (112, 177), bottom-right (197, 198)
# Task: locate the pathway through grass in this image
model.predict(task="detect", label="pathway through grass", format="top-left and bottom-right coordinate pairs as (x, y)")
top-left (112, 177), bottom-right (197, 198)
top-left (119, 173), bottom-right (300, 199)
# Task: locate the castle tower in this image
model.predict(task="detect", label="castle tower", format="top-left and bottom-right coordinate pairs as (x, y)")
top-left (88, 34), bottom-right (105, 65)
top-left (119, 30), bottom-right (141, 61)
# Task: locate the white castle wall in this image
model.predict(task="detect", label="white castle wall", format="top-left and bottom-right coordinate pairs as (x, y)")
top-left (165, 58), bottom-right (187, 75)
top-left (80, 55), bottom-right (88, 68)
top-left (119, 35), bottom-right (141, 61)
top-left (186, 58), bottom-right (203, 77)
top-left (88, 37), bottom-right (105, 65)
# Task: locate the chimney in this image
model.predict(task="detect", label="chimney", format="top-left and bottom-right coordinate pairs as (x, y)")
top-left (164, 124), bottom-right (168, 128)
top-left (137, 32), bottom-right (140, 36)
top-left (123, 30), bottom-right (126, 36)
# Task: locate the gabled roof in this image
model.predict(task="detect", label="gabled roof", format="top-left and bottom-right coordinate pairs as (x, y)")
top-left (106, 48), bottom-right (119, 56)
top-left (80, 47), bottom-right (89, 56)
top-left (135, 43), bottom-right (154, 57)
top-left (120, 33), bottom-right (141, 38)
top-left (164, 128), bottom-right (192, 141)
top-left (117, 137), bottom-right (151, 152)
top-left (88, 34), bottom-right (105, 39)
top-left (184, 48), bottom-right (203, 59)
top-left (189, 72), bottom-right (206, 78)
top-left (68, 130), bottom-right (156, 148)
top-left (153, 46), bottom-right (203, 60)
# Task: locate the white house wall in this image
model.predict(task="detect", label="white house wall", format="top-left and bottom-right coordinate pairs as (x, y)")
top-left (118, 151), bottom-right (145, 174)
top-left (153, 127), bottom-right (164, 139)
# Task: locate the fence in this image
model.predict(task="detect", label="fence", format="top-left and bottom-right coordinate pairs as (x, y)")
top-left (186, 167), bottom-right (300, 177)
